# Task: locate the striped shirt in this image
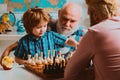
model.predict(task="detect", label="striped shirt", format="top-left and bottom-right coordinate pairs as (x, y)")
top-left (14, 31), bottom-right (67, 60)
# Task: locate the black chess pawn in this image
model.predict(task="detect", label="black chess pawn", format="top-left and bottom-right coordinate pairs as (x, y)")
top-left (44, 64), bottom-right (48, 73)
top-left (60, 55), bottom-right (65, 72)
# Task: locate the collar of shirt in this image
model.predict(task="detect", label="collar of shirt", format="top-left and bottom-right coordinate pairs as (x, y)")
top-left (28, 32), bottom-right (48, 41)
top-left (109, 16), bottom-right (120, 22)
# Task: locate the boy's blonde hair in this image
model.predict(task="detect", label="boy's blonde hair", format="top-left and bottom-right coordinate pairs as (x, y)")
top-left (22, 8), bottom-right (50, 33)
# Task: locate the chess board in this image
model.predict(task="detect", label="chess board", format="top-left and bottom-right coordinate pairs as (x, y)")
top-left (23, 51), bottom-right (73, 79)
top-left (24, 63), bottom-right (64, 79)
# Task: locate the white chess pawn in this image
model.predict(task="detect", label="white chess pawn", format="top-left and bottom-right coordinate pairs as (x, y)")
top-left (31, 57), bottom-right (36, 65)
top-left (39, 56), bottom-right (43, 61)
top-left (43, 57), bottom-right (48, 70)
top-left (55, 55), bottom-right (60, 64)
top-left (47, 57), bottom-right (51, 63)
top-left (34, 53), bottom-right (39, 63)
top-left (49, 56), bottom-right (54, 70)
top-left (34, 53), bottom-right (38, 59)
top-left (70, 51), bottom-right (74, 58)
top-left (40, 52), bottom-right (43, 58)
top-left (27, 54), bottom-right (32, 64)
top-left (48, 50), bottom-right (50, 55)
top-left (43, 57), bottom-right (48, 65)
top-left (58, 50), bottom-right (62, 62)
top-left (38, 57), bottom-right (43, 65)
top-left (49, 56), bottom-right (54, 65)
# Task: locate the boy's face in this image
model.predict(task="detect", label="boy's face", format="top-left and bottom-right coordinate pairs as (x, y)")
top-left (32, 21), bottom-right (48, 38)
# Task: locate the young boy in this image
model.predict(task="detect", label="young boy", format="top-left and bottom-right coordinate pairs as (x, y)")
top-left (14, 8), bottom-right (78, 65)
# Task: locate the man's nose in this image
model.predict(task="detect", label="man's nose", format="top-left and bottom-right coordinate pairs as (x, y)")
top-left (65, 21), bottom-right (70, 27)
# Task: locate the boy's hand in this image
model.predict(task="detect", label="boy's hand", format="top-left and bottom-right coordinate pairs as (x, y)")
top-left (66, 38), bottom-right (78, 47)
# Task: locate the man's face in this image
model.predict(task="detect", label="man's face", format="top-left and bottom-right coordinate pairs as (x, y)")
top-left (58, 9), bottom-right (80, 35)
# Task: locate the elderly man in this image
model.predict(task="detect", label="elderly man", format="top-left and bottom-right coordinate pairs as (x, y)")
top-left (65, 0), bottom-right (120, 80)
top-left (49, 2), bottom-right (85, 54)
top-left (0, 2), bottom-right (85, 64)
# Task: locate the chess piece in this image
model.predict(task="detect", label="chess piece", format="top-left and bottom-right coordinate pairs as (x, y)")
top-left (43, 56), bottom-right (48, 73)
top-left (61, 55), bottom-right (66, 72)
top-left (27, 54), bottom-right (32, 64)
top-left (38, 56), bottom-right (43, 65)
top-left (47, 50), bottom-right (51, 63)
top-left (47, 56), bottom-right (54, 73)
top-left (66, 52), bottom-right (72, 62)
top-left (55, 55), bottom-right (60, 72)
top-left (34, 53), bottom-right (38, 63)
top-left (31, 57), bottom-right (36, 65)
top-left (52, 50), bottom-right (56, 57)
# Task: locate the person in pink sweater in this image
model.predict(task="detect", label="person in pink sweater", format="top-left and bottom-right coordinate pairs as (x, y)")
top-left (65, 0), bottom-right (120, 80)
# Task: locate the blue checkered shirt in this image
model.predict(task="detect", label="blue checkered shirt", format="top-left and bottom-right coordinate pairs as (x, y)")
top-left (14, 31), bottom-right (67, 60)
